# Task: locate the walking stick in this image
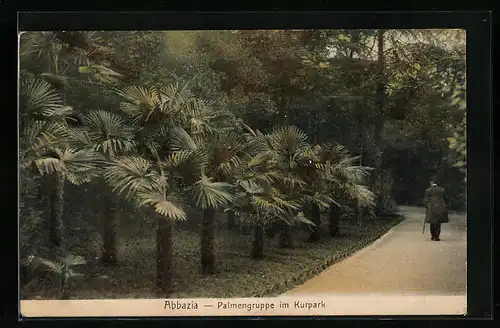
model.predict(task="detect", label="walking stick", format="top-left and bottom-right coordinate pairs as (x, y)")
top-left (422, 206), bottom-right (428, 234)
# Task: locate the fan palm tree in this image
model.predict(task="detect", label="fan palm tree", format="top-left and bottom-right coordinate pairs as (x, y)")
top-left (19, 76), bottom-right (102, 248)
top-left (20, 118), bottom-right (101, 247)
top-left (20, 31), bottom-right (125, 86)
top-left (315, 142), bottom-right (375, 235)
top-left (228, 149), bottom-right (313, 259)
top-left (20, 32), bottom-right (65, 75)
top-left (84, 110), bottom-right (136, 264)
top-left (116, 81), bottom-right (247, 274)
top-left (111, 81), bottom-right (231, 286)
top-left (247, 125), bottom-right (328, 246)
top-left (19, 32), bottom-right (125, 252)
top-left (22, 253), bottom-right (87, 299)
top-left (37, 147), bottom-right (102, 246)
top-left (167, 124), bottom-right (249, 274)
top-left (104, 155), bottom-right (187, 295)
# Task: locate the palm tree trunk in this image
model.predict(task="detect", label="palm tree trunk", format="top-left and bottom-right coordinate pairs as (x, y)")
top-left (156, 217), bottom-right (173, 297)
top-left (50, 173), bottom-right (64, 247)
top-left (61, 274), bottom-right (70, 300)
top-left (251, 223), bottom-right (265, 259)
top-left (329, 204), bottom-right (341, 236)
top-left (227, 210), bottom-right (236, 230)
top-left (308, 203), bottom-right (323, 242)
top-left (101, 191), bottom-right (119, 265)
top-left (201, 208), bottom-right (216, 274)
top-left (278, 222), bottom-right (295, 248)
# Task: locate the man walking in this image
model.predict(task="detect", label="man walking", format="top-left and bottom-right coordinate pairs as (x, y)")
top-left (423, 180), bottom-right (449, 241)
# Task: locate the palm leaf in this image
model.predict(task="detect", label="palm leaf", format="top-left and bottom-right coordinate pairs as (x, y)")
top-left (115, 85), bottom-right (160, 120)
top-left (305, 192), bottom-right (335, 210)
top-left (20, 120), bottom-right (68, 157)
top-left (85, 110), bottom-right (136, 157)
top-left (20, 77), bottom-right (63, 115)
top-left (59, 254), bottom-right (87, 266)
top-left (33, 257), bottom-right (64, 274)
top-left (193, 175), bottom-right (235, 209)
top-left (293, 211), bottom-right (317, 226)
top-left (343, 183), bottom-right (375, 207)
top-left (137, 190), bottom-right (187, 220)
top-left (237, 179), bottom-right (265, 195)
top-left (104, 156), bottom-right (155, 200)
top-left (159, 82), bottom-right (194, 115)
top-left (40, 73), bottom-right (69, 90)
top-left (65, 126), bottom-right (94, 148)
top-left (34, 148), bottom-right (102, 185)
top-left (251, 196), bottom-right (288, 216)
top-left (170, 126), bottom-right (198, 151)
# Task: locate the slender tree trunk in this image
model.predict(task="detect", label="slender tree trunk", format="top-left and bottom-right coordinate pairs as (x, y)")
top-left (50, 173), bottom-right (64, 247)
top-left (308, 203), bottom-right (323, 242)
top-left (101, 190), bottom-right (119, 265)
top-left (201, 208), bottom-right (216, 274)
top-left (278, 222), bottom-right (295, 248)
top-left (61, 274), bottom-right (70, 300)
top-left (156, 217), bottom-right (173, 297)
top-left (328, 204), bottom-right (341, 237)
top-left (227, 210), bottom-right (236, 230)
top-left (373, 28), bottom-right (387, 213)
top-left (313, 110), bottom-right (321, 145)
top-left (251, 223), bottom-right (265, 259)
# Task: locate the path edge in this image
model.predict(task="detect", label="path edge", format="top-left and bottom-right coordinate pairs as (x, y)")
top-left (252, 214), bottom-right (406, 298)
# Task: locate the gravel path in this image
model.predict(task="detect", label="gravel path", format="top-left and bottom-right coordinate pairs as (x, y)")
top-left (283, 206), bottom-right (467, 296)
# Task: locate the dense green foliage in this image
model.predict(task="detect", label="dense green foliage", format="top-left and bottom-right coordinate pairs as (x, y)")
top-left (19, 29), bottom-right (466, 298)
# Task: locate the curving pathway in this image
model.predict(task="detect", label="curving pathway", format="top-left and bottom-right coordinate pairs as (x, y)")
top-left (282, 206), bottom-right (467, 296)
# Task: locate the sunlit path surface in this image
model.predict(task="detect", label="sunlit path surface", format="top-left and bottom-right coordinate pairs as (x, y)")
top-left (282, 206), bottom-right (466, 295)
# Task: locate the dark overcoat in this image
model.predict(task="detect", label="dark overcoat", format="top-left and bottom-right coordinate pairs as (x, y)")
top-left (423, 185), bottom-right (449, 224)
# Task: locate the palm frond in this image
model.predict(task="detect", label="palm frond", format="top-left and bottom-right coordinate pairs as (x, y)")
top-left (79, 64), bottom-right (123, 84)
top-left (40, 73), bottom-right (69, 90)
top-left (304, 192), bottom-right (335, 210)
top-left (170, 126), bottom-right (198, 151)
top-left (193, 175), bottom-right (235, 209)
top-left (137, 191), bottom-right (187, 220)
top-left (248, 153), bottom-right (274, 167)
top-left (164, 150), bottom-right (195, 169)
top-left (343, 183), bottom-right (376, 207)
top-left (331, 164), bottom-right (373, 184)
top-left (251, 196), bottom-right (288, 216)
top-left (293, 211), bottom-right (317, 226)
top-left (20, 77), bottom-right (63, 115)
top-left (34, 148), bottom-right (102, 185)
top-left (186, 102), bottom-right (215, 133)
top-left (115, 85), bottom-right (160, 120)
top-left (85, 110), bottom-right (136, 157)
top-left (217, 156), bottom-right (244, 177)
top-left (33, 257), bottom-right (64, 274)
top-left (269, 125), bottom-right (310, 156)
top-left (20, 120), bottom-right (68, 157)
top-left (269, 172), bottom-right (307, 189)
top-left (104, 156), bottom-right (155, 200)
top-left (59, 254), bottom-right (87, 266)
top-left (159, 82), bottom-right (194, 114)
top-left (65, 126), bottom-right (94, 148)
top-left (237, 179), bottom-right (265, 195)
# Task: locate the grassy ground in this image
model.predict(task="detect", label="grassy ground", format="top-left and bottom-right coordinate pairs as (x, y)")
top-left (22, 215), bottom-right (404, 300)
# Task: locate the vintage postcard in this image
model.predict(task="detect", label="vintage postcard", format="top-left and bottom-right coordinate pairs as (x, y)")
top-left (18, 26), bottom-right (467, 317)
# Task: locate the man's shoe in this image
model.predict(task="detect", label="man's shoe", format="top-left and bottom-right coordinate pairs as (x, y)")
top-left (435, 238), bottom-right (440, 241)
